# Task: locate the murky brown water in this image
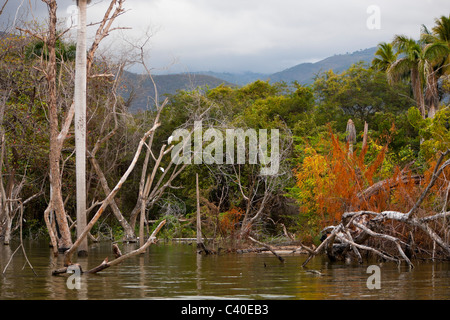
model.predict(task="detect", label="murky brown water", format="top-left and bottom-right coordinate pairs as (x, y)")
top-left (0, 240), bottom-right (449, 300)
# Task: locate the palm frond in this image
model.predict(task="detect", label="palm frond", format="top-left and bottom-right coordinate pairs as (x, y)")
top-left (372, 42), bottom-right (397, 72)
top-left (387, 57), bottom-right (410, 83)
top-left (432, 15), bottom-right (450, 42)
top-left (424, 41), bottom-right (450, 65)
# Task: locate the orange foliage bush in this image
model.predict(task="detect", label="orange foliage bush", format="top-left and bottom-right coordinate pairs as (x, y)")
top-left (295, 127), bottom-right (450, 238)
top-left (219, 207), bottom-right (244, 235)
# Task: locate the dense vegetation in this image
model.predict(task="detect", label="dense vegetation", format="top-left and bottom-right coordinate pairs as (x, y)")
top-left (1, 13), bottom-right (450, 264)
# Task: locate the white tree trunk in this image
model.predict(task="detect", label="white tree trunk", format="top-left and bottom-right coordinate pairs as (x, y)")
top-left (74, 0), bottom-right (88, 256)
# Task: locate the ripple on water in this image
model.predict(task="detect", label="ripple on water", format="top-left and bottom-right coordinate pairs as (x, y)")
top-left (1, 242), bottom-right (450, 299)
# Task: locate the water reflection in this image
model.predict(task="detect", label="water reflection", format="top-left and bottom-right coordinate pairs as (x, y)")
top-left (0, 240), bottom-right (449, 300)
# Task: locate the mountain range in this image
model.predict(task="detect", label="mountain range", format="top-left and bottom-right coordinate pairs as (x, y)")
top-left (121, 47), bottom-right (377, 112)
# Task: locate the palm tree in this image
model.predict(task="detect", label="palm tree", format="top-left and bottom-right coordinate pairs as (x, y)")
top-left (432, 15), bottom-right (450, 44)
top-left (431, 15), bottom-right (450, 85)
top-left (388, 35), bottom-right (449, 118)
top-left (74, 0), bottom-right (89, 256)
top-left (420, 17), bottom-right (450, 118)
top-left (372, 42), bottom-right (398, 72)
top-left (387, 36), bottom-right (426, 117)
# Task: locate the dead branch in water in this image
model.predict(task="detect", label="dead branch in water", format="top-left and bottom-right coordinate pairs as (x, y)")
top-left (52, 220), bottom-right (166, 276)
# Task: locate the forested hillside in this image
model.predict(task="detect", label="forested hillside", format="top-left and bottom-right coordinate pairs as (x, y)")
top-left (125, 47), bottom-right (378, 112)
top-left (120, 71), bottom-right (235, 112)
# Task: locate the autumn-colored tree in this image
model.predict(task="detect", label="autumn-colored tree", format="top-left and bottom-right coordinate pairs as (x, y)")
top-left (219, 207), bottom-right (244, 237)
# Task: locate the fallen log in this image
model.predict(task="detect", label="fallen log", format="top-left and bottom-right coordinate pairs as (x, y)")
top-left (357, 174), bottom-right (422, 200)
top-left (248, 236), bottom-right (285, 263)
top-left (236, 247), bottom-right (267, 254)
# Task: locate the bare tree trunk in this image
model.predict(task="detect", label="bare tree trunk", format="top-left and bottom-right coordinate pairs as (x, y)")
top-left (74, 0), bottom-right (88, 256)
top-left (18, 0), bottom-right (125, 253)
top-left (195, 173), bottom-right (211, 254)
top-left (0, 112), bottom-right (9, 244)
top-left (362, 121), bottom-right (368, 150)
top-left (346, 119), bottom-right (356, 157)
top-left (46, 0), bottom-right (73, 252)
top-left (196, 173), bottom-right (202, 247)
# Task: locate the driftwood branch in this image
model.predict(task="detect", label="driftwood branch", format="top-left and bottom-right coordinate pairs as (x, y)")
top-left (344, 229), bottom-right (363, 264)
top-left (85, 219), bottom-right (166, 274)
top-left (334, 233), bottom-right (399, 264)
top-left (352, 221), bottom-right (413, 268)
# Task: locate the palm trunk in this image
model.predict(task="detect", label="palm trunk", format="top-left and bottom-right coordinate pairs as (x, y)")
top-left (411, 68), bottom-right (425, 119)
top-left (74, 0), bottom-right (88, 256)
top-left (425, 68), bottom-right (439, 119)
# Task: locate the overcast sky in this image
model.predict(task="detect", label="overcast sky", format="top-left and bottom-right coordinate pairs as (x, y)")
top-left (1, 0), bottom-right (450, 74)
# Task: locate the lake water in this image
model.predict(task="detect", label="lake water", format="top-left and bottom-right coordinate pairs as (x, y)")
top-left (0, 240), bottom-right (449, 300)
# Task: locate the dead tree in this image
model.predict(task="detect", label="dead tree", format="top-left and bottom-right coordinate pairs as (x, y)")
top-left (16, 0), bottom-right (128, 254)
top-left (346, 119), bottom-right (356, 156)
top-left (42, 0), bottom-right (74, 252)
top-left (238, 128), bottom-right (293, 238)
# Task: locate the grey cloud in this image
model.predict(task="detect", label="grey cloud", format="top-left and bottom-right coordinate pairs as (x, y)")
top-left (1, 0), bottom-right (449, 74)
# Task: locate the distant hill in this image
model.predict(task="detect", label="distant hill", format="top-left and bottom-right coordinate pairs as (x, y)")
top-left (192, 71), bottom-right (271, 86)
top-left (268, 47), bottom-right (377, 84)
top-left (193, 47), bottom-right (377, 86)
top-left (120, 71), bottom-right (234, 112)
top-left (121, 47), bottom-right (378, 112)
